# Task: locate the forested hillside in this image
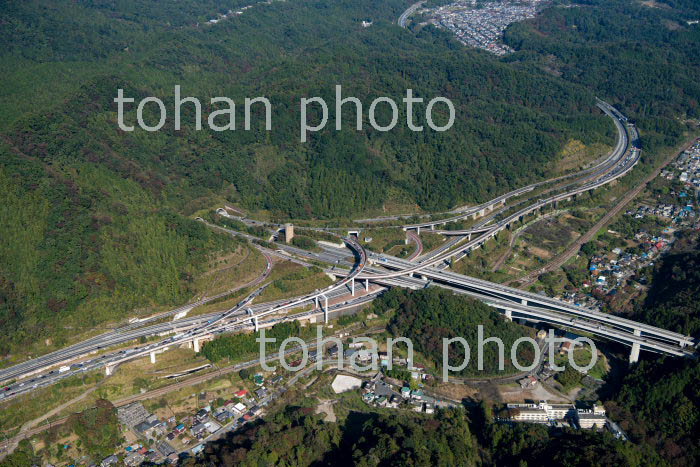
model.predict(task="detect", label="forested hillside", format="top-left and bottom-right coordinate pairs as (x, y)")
top-left (606, 358), bottom-right (700, 467)
top-left (633, 231), bottom-right (700, 336)
top-left (0, 0), bottom-right (612, 353)
top-left (602, 232), bottom-right (700, 466)
top-left (503, 0), bottom-right (700, 153)
top-left (187, 404), bottom-right (662, 466)
top-left (1, 0), bottom-right (612, 216)
top-left (377, 288), bottom-right (535, 375)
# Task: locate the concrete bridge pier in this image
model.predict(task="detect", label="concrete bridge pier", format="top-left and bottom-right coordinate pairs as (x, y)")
top-left (253, 316), bottom-right (259, 332)
top-left (629, 343), bottom-right (640, 364)
top-left (105, 365), bottom-right (114, 376)
top-left (193, 337), bottom-right (201, 353)
top-left (629, 329), bottom-right (641, 364)
top-left (321, 294), bottom-right (329, 323)
top-left (505, 308), bottom-right (512, 321)
top-left (150, 351), bottom-right (157, 364)
top-left (350, 278), bottom-right (355, 296)
top-left (521, 299), bottom-right (528, 306)
top-left (365, 279), bottom-right (369, 291)
top-left (416, 226), bottom-right (421, 235)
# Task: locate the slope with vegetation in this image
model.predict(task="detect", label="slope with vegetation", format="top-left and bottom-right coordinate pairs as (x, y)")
top-left (504, 0), bottom-right (700, 154)
top-left (633, 231), bottom-right (700, 336)
top-left (186, 402), bottom-right (663, 466)
top-left (374, 287), bottom-right (535, 376)
top-left (601, 232), bottom-right (700, 466)
top-left (0, 0), bottom-right (614, 353)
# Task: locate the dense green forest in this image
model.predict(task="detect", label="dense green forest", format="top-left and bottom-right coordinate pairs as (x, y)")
top-left (0, 0), bottom-right (615, 353)
top-left (186, 404), bottom-right (662, 466)
top-left (0, 162), bottom-right (238, 354)
top-left (190, 406), bottom-right (343, 466)
top-left (375, 288), bottom-right (535, 375)
top-left (0, 0), bottom-right (613, 218)
top-left (632, 231), bottom-right (700, 335)
top-left (503, 0), bottom-right (700, 153)
top-left (606, 358), bottom-right (700, 467)
top-left (599, 231), bottom-right (700, 466)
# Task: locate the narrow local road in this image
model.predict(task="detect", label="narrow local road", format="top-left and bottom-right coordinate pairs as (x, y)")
top-left (512, 136), bottom-right (698, 286)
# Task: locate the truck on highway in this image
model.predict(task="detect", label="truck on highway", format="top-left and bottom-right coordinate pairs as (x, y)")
top-left (58, 365), bottom-right (70, 373)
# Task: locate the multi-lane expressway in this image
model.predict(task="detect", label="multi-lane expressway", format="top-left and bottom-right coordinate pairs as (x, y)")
top-left (0, 252), bottom-right (271, 388)
top-left (398, 1), bottom-right (426, 28)
top-left (0, 237), bottom-right (368, 401)
top-left (0, 100), bottom-right (695, 404)
top-left (361, 253), bottom-right (693, 356)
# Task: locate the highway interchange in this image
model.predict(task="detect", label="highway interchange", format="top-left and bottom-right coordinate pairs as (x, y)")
top-left (0, 100), bottom-right (696, 405)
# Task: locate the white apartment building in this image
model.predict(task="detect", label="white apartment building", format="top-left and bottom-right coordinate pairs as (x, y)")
top-left (507, 400), bottom-right (575, 422)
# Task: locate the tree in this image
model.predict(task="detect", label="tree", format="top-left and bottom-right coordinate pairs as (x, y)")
top-left (556, 365), bottom-right (583, 391)
top-left (580, 242), bottom-right (597, 256)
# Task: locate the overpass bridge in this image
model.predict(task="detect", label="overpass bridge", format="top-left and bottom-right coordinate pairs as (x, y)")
top-left (369, 271), bottom-right (691, 361)
top-left (357, 253), bottom-right (694, 362)
top-left (103, 236), bottom-right (368, 372)
top-left (402, 101), bottom-right (631, 233)
top-left (360, 106), bottom-right (640, 277)
top-left (0, 101), bottom-right (692, 403)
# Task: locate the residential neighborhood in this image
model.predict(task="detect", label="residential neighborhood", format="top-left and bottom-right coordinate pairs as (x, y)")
top-left (422, 0), bottom-right (550, 55)
top-left (96, 373), bottom-right (287, 465)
